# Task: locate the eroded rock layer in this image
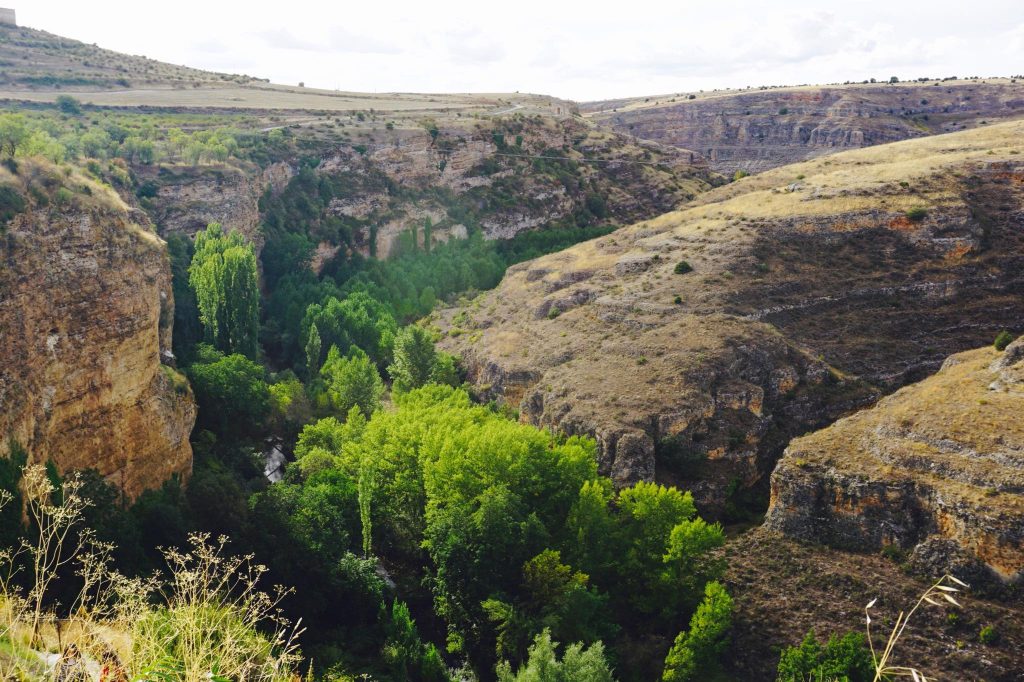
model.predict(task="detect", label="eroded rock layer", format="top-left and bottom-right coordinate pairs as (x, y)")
top-left (0, 161), bottom-right (195, 499)
top-left (585, 80), bottom-right (1024, 174)
top-left (766, 339), bottom-right (1024, 584)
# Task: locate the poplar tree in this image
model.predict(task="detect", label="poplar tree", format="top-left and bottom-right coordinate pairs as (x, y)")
top-left (188, 223), bottom-right (260, 358)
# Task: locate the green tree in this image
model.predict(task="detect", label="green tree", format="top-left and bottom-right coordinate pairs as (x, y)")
top-left (0, 113), bottom-right (28, 156)
top-left (55, 95), bottom-right (83, 115)
top-left (388, 325), bottom-right (439, 392)
top-left (305, 322), bottom-right (322, 377)
top-left (382, 600), bottom-right (452, 682)
top-left (496, 629), bottom-right (616, 682)
top-left (186, 345), bottom-right (270, 436)
top-left (319, 345), bottom-right (384, 418)
top-left (188, 223), bottom-right (260, 358)
top-left (302, 292), bottom-right (397, 368)
top-left (662, 581), bottom-right (733, 681)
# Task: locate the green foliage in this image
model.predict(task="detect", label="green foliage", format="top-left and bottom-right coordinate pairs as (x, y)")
top-left (382, 600), bottom-right (452, 681)
top-left (485, 550), bottom-right (615, 667)
top-left (775, 630), bottom-right (874, 682)
top-left (496, 629), bottom-right (616, 682)
top-left (305, 322), bottom-right (323, 377)
top-left (0, 183), bottom-right (26, 225)
top-left (662, 581), bottom-right (733, 681)
top-left (905, 207), bottom-right (928, 221)
top-left (302, 292), bottom-right (397, 369)
top-left (186, 345), bottom-right (270, 436)
top-left (166, 233), bottom-right (202, 362)
top-left (994, 330), bottom-right (1016, 351)
top-left (269, 373), bottom-right (314, 437)
top-left (0, 113), bottom-right (28, 156)
top-left (388, 325), bottom-right (449, 393)
top-left (318, 345), bottom-right (385, 418)
top-left (674, 261), bottom-right (693, 275)
top-left (189, 224), bottom-right (260, 358)
top-left (732, 170), bottom-right (749, 181)
top-left (979, 624), bottom-right (999, 645)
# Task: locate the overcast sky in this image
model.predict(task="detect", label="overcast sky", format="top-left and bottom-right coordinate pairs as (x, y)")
top-left (21, 1), bottom-right (1024, 101)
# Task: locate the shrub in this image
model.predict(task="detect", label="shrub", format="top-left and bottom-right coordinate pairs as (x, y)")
top-left (778, 107), bottom-right (789, 115)
top-left (55, 94), bottom-right (83, 116)
top-left (905, 207), bottom-right (928, 221)
top-left (496, 629), bottom-right (615, 682)
top-left (0, 184), bottom-right (26, 224)
top-left (733, 170), bottom-right (749, 181)
top-left (979, 625), bottom-right (999, 645)
top-left (674, 261), bottom-right (693, 275)
top-left (187, 345), bottom-right (271, 436)
top-left (673, 295), bottom-right (682, 305)
top-left (776, 630), bottom-right (873, 682)
top-left (994, 330), bottom-right (1016, 351)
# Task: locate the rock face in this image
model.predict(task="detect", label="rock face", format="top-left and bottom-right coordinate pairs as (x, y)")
top-left (766, 339), bottom-right (1024, 585)
top-left (309, 117), bottom-right (716, 259)
top-left (436, 120), bottom-right (1024, 515)
top-left (137, 161), bottom-right (294, 253)
top-left (585, 80), bottom-right (1024, 174)
top-left (0, 161), bottom-right (195, 499)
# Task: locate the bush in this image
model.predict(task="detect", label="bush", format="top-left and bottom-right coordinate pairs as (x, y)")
top-left (56, 94), bottom-right (83, 116)
top-left (497, 629), bottom-right (615, 682)
top-left (979, 625), bottom-right (999, 645)
top-left (905, 207), bottom-right (928, 221)
top-left (776, 630), bottom-right (874, 682)
top-left (994, 330), bottom-right (1016, 351)
top-left (0, 183), bottom-right (26, 224)
top-left (674, 261), bottom-right (693, 275)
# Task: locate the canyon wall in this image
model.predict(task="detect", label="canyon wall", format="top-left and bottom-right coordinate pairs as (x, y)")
top-left (0, 161), bottom-right (195, 499)
top-left (766, 339), bottom-right (1024, 586)
top-left (586, 80), bottom-right (1024, 174)
top-left (436, 120), bottom-right (1024, 516)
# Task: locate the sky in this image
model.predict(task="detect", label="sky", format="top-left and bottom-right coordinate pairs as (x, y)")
top-left (20, 0), bottom-right (1024, 101)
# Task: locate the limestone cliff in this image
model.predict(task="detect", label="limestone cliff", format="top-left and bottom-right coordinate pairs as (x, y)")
top-left (436, 120), bottom-right (1024, 515)
top-left (585, 80), bottom-right (1024, 174)
top-left (297, 116), bottom-right (715, 259)
top-left (136, 161), bottom-right (294, 253)
top-left (0, 160), bottom-right (195, 499)
top-left (765, 339), bottom-right (1024, 586)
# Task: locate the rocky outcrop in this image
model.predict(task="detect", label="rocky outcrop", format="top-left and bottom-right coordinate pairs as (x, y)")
top-left (137, 161), bottom-right (294, 252)
top-left (312, 117), bottom-right (717, 258)
top-left (437, 120), bottom-right (1024, 515)
top-left (765, 339), bottom-right (1024, 586)
top-left (0, 161), bottom-right (195, 499)
top-left (585, 80), bottom-right (1024, 174)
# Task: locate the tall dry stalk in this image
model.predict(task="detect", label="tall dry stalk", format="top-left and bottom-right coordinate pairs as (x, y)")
top-left (0, 465), bottom-right (302, 681)
top-left (865, 574), bottom-right (968, 682)
top-left (127, 533), bottom-right (304, 681)
top-left (21, 464), bottom-right (92, 646)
